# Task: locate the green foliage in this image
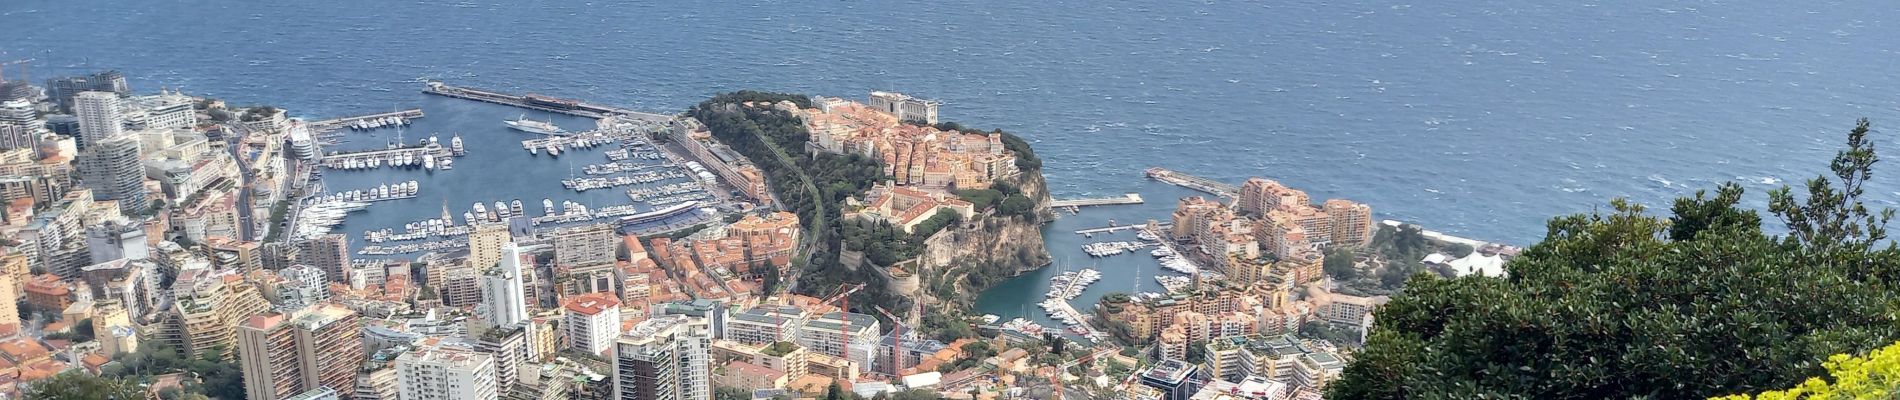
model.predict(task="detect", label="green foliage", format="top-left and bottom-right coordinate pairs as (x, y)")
top-left (1331, 121), bottom-right (1900, 400)
top-left (716, 386), bottom-right (752, 400)
top-left (1714, 341), bottom-right (1900, 400)
top-left (1299, 320), bottom-right (1361, 346)
top-left (997, 194), bottom-right (1036, 218)
top-left (45, 318), bottom-right (95, 342)
top-left (707, 90), bottom-right (813, 109)
top-left (1769, 118), bottom-right (1894, 251)
top-left (953, 188), bottom-right (1003, 210)
top-left (1323, 248), bottom-right (1357, 281)
top-left (23, 371), bottom-right (143, 400)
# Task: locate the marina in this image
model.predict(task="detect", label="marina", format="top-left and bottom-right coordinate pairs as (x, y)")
top-left (1082, 241), bottom-right (1152, 257)
top-left (292, 91), bottom-right (733, 259)
top-left (561, 170), bottom-right (689, 192)
top-left (311, 180), bottom-right (422, 203)
top-left (308, 108), bottom-right (425, 132)
top-left (319, 138), bottom-right (458, 171)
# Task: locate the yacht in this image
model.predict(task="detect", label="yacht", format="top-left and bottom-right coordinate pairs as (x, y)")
top-left (544, 199), bottom-right (556, 216)
top-left (504, 114), bottom-right (566, 135)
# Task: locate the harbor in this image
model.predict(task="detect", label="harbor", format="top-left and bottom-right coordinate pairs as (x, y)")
top-left (300, 90), bottom-right (733, 259)
top-left (975, 179), bottom-right (1236, 341)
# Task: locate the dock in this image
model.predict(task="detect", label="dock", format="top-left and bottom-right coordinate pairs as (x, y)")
top-left (309, 109), bottom-right (425, 131)
top-left (422, 81), bottom-right (673, 122)
top-left (319, 144), bottom-right (453, 170)
top-left (1050, 193), bottom-right (1144, 208)
top-left (1145, 167), bottom-right (1238, 198)
top-left (1075, 225), bottom-right (1143, 235)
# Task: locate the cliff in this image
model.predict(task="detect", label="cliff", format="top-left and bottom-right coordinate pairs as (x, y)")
top-left (909, 171), bottom-right (1055, 306)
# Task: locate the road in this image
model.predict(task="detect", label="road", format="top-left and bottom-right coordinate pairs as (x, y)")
top-left (222, 122), bottom-right (258, 241)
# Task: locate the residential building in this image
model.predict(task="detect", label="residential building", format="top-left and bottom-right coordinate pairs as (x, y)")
top-left (614, 315), bottom-right (712, 400)
top-left (467, 223), bottom-right (510, 270)
top-left (207, 237), bottom-right (264, 273)
top-left (395, 343), bottom-right (499, 400)
top-left (46, 71), bottom-right (129, 113)
top-left (480, 242), bottom-right (530, 327)
top-left (85, 218), bottom-right (148, 263)
top-left (235, 304), bottom-right (364, 400)
top-left (73, 91), bottom-right (123, 149)
top-left (723, 304), bottom-right (804, 345)
top-left (1140, 359), bottom-right (1204, 400)
top-left (274, 264), bottom-right (328, 310)
top-left (294, 234), bottom-right (349, 283)
top-left (22, 273), bottom-right (73, 312)
top-left (795, 312), bottom-right (880, 371)
top-left (564, 292), bottom-right (621, 357)
top-left (554, 224), bottom-right (617, 268)
top-left (155, 267), bottom-right (271, 360)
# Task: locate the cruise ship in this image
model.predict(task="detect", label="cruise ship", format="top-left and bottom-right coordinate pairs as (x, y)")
top-left (504, 114), bottom-right (566, 135)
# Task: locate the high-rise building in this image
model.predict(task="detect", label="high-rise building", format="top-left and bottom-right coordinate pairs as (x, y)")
top-left (554, 224), bottom-right (618, 268)
top-left (46, 71), bottom-right (130, 113)
top-left (1323, 199), bottom-right (1373, 247)
top-left (480, 243), bottom-right (529, 327)
top-left (156, 267), bottom-right (271, 360)
top-left (77, 134), bottom-right (145, 214)
top-left (295, 234), bottom-right (350, 283)
top-left (614, 315), bottom-right (713, 400)
top-left (396, 344), bottom-right (499, 400)
top-left (468, 224), bottom-right (509, 270)
top-left (564, 292), bottom-right (621, 357)
top-left (0, 272), bottom-right (17, 335)
top-left (473, 323), bottom-right (528, 394)
top-left (238, 312), bottom-right (304, 400)
top-left (73, 91), bottom-right (123, 149)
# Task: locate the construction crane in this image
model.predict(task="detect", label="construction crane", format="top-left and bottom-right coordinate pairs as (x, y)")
top-left (872, 304), bottom-right (909, 373)
top-left (819, 283), bottom-right (865, 366)
top-left (0, 59), bottom-right (34, 83)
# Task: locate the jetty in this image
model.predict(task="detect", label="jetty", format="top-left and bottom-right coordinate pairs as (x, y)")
top-left (423, 81), bottom-right (673, 122)
top-left (1145, 167), bottom-right (1238, 198)
top-left (319, 143), bottom-right (454, 170)
top-left (309, 109), bottom-right (425, 131)
top-left (1051, 193), bottom-right (1144, 208)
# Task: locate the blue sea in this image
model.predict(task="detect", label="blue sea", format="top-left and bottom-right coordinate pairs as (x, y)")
top-left (7, 0), bottom-right (1898, 323)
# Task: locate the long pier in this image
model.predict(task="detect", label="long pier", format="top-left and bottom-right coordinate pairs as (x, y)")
top-left (422, 81), bottom-right (674, 122)
top-left (1145, 167), bottom-right (1238, 198)
top-left (309, 109), bottom-right (425, 131)
top-left (1051, 193), bottom-right (1144, 208)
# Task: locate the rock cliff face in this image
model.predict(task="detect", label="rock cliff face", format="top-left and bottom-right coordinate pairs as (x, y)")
top-left (911, 171), bottom-right (1055, 305)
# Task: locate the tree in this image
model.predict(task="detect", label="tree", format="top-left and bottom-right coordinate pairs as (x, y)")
top-left (1331, 121), bottom-right (1900, 399)
top-left (1323, 248), bottom-right (1357, 280)
top-left (716, 386), bottom-right (752, 400)
top-left (22, 371), bottom-right (143, 400)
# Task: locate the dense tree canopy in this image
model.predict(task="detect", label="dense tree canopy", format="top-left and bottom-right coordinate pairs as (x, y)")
top-left (1331, 120), bottom-right (1900, 399)
top-left (23, 372), bottom-right (144, 400)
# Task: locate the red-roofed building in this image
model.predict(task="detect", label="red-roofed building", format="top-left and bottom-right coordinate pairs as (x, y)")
top-left (563, 292), bottom-right (621, 356)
